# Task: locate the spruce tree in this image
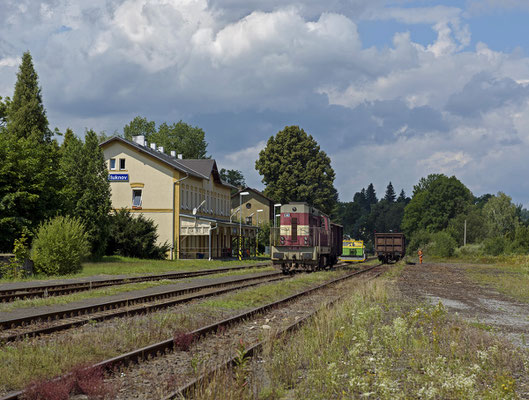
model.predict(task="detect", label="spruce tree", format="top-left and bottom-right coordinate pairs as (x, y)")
top-left (7, 52), bottom-right (50, 141)
top-left (397, 189), bottom-right (407, 203)
top-left (366, 183), bottom-right (378, 205)
top-left (384, 182), bottom-right (396, 203)
top-left (0, 52), bottom-right (60, 251)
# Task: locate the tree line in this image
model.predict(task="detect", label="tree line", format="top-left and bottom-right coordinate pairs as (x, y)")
top-left (253, 126), bottom-right (529, 258)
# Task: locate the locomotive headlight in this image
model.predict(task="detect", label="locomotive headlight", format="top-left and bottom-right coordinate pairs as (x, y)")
top-left (304, 237), bottom-right (308, 244)
top-left (280, 236), bottom-right (285, 243)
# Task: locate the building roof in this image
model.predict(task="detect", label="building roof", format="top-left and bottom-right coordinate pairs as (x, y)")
top-left (232, 187), bottom-right (276, 203)
top-left (100, 136), bottom-right (232, 187)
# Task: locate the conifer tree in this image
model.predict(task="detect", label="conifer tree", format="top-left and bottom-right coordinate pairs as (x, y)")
top-left (384, 182), bottom-right (396, 203)
top-left (59, 129), bottom-right (111, 258)
top-left (0, 52), bottom-right (60, 251)
top-left (397, 189), bottom-right (407, 203)
top-left (366, 183), bottom-right (378, 205)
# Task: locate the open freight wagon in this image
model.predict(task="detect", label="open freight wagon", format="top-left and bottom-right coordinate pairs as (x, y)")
top-left (375, 232), bottom-right (405, 263)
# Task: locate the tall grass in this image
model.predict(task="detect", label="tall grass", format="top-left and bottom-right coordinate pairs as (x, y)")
top-left (193, 280), bottom-right (529, 399)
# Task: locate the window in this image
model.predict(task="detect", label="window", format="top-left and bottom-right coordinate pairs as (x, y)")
top-left (119, 158), bottom-right (126, 170)
top-left (246, 202), bottom-right (252, 209)
top-left (109, 159), bottom-right (116, 170)
top-left (132, 189), bottom-right (142, 208)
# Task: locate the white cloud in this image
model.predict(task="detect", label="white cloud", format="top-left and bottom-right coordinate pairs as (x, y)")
top-left (218, 140), bottom-right (267, 190)
top-left (1, 1), bottom-right (529, 207)
top-left (0, 57), bottom-right (19, 68)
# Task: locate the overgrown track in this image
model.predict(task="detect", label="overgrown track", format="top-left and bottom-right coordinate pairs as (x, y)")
top-left (0, 263), bottom-right (385, 400)
top-left (0, 262), bottom-right (270, 303)
top-left (0, 272), bottom-right (284, 341)
top-left (172, 263), bottom-right (385, 399)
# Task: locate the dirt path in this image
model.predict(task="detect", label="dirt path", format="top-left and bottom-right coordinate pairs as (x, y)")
top-left (397, 262), bottom-right (529, 348)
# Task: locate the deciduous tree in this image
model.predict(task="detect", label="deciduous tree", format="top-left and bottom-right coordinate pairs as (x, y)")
top-left (401, 174), bottom-right (473, 238)
top-left (220, 168), bottom-right (246, 188)
top-left (123, 116), bottom-right (209, 159)
top-left (482, 192), bottom-right (519, 238)
top-left (255, 126), bottom-right (338, 215)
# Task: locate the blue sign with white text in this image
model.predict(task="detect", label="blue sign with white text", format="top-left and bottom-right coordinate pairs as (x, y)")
top-left (108, 174), bottom-right (129, 182)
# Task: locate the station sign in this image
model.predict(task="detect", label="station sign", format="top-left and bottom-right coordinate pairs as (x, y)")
top-left (108, 174), bottom-right (129, 182)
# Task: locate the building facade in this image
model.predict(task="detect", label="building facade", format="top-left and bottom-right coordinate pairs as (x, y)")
top-left (231, 187), bottom-right (277, 227)
top-left (100, 136), bottom-right (256, 259)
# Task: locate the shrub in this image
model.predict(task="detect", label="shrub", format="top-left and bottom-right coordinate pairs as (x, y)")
top-left (427, 231), bottom-right (457, 257)
top-left (106, 209), bottom-right (170, 259)
top-left (454, 244), bottom-right (483, 258)
top-left (31, 216), bottom-right (90, 276)
top-left (507, 225), bottom-right (529, 254)
top-left (482, 236), bottom-right (509, 256)
top-left (408, 230), bottom-right (432, 252)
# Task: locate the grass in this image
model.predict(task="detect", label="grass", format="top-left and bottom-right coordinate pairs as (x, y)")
top-left (465, 264), bottom-right (529, 303)
top-left (200, 269), bottom-right (347, 310)
top-left (0, 267), bottom-right (275, 312)
top-left (453, 256), bottom-right (529, 303)
top-left (405, 253), bottom-right (529, 303)
top-left (194, 278), bottom-right (529, 400)
top-left (0, 267), bottom-right (350, 394)
top-left (0, 255), bottom-right (270, 283)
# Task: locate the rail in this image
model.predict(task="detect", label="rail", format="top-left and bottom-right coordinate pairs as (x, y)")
top-left (0, 263), bottom-right (385, 400)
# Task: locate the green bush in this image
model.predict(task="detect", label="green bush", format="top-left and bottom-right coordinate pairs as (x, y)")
top-left (427, 231), bottom-right (457, 257)
top-left (454, 244), bottom-right (483, 258)
top-left (482, 236), bottom-right (509, 256)
top-left (408, 230), bottom-right (432, 252)
top-left (31, 216), bottom-right (90, 276)
top-left (106, 209), bottom-right (170, 259)
top-left (507, 225), bottom-right (529, 254)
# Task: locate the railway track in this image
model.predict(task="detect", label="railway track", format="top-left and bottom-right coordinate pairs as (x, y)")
top-left (0, 262), bottom-right (270, 302)
top-left (0, 263), bottom-right (385, 400)
top-left (0, 271), bottom-right (285, 342)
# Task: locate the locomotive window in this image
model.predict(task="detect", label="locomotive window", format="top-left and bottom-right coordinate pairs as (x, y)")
top-left (292, 217), bottom-right (298, 241)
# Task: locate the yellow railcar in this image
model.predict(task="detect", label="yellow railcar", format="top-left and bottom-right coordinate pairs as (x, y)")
top-left (339, 239), bottom-right (366, 262)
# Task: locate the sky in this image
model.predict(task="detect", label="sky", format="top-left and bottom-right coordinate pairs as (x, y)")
top-left (2, 0), bottom-right (529, 206)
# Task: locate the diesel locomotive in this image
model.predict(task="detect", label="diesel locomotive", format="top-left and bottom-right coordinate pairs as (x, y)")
top-left (271, 202), bottom-right (343, 273)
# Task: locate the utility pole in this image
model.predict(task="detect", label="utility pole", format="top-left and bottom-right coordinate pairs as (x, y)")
top-left (464, 219), bottom-right (467, 246)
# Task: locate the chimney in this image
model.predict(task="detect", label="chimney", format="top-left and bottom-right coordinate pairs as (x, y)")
top-left (158, 146), bottom-right (164, 153)
top-left (177, 154), bottom-right (183, 159)
top-left (170, 150), bottom-right (176, 158)
top-left (150, 143), bottom-right (157, 151)
top-left (132, 135), bottom-right (145, 146)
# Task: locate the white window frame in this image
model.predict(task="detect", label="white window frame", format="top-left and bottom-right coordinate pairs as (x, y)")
top-left (119, 158), bottom-right (126, 170)
top-left (109, 158), bottom-right (116, 170)
top-left (132, 189), bottom-right (142, 208)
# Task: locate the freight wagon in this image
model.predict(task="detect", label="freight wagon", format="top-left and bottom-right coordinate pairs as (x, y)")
top-left (374, 232), bottom-right (405, 263)
top-left (271, 202), bottom-right (343, 273)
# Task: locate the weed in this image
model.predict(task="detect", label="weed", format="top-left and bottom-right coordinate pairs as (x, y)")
top-left (22, 378), bottom-right (73, 400)
top-left (71, 364), bottom-right (116, 399)
top-left (173, 331), bottom-right (195, 351)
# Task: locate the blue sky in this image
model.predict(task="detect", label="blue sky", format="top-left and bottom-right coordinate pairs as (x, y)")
top-left (2, 0), bottom-right (529, 207)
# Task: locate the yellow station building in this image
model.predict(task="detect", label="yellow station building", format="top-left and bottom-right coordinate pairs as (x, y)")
top-left (100, 135), bottom-right (257, 259)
